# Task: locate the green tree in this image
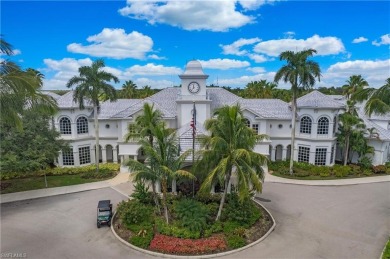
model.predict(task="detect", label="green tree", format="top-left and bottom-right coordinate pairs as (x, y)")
top-left (0, 109), bottom-right (68, 173)
top-left (139, 85), bottom-right (154, 98)
top-left (342, 75), bottom-right (368, 100)
top-left (127, 123), bottom-right (194, 224)
top-left (120, 80), bottom-right (138, 98)
top-left (353, 78), bottom-right (390, 116)
top-left (274, 49), bottom-right (321, 174)
top-left (66, 59), bottom-right (119, 172)
top-left (0, 38), bottom-right (57, 130)
top-left (125, 103), bottom-right (163, 211)
top-left (196, 105), bottom-right (268, 221)
top-left (243, 80), bottom-right (277, 98)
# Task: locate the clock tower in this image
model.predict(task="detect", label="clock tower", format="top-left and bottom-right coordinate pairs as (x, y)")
top-left (177, 60), bottom-right (211, 128)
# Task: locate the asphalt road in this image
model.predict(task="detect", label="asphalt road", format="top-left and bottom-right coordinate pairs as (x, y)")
top-left (1, 182), bottom-right (389, 259)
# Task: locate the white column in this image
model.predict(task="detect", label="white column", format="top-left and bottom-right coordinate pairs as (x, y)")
top-left (58, 151), bottom-right (63, 166)
top-left (172, 179), bottom-right (177, 194)
top-left (102, 148), bottom-right (107, 164)
top-left (271, 148), bottom-right (276, 161)
top-left (282, 148), bottom-right (287, 160)
top-left (89, 147), bottom-right (94, 166)
top-left (113, 148), bottom-right (118, 163)
top-left (133, 155), bottom-right (138, 161)
top-left (227, 179), bottom-right (232, 194)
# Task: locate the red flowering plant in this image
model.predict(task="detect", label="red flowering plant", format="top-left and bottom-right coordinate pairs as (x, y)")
top-left (149, 234), bottom-right (227, 255)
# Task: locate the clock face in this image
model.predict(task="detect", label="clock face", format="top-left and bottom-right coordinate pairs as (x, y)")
top-left (188, 82), bottom-right (200, 93)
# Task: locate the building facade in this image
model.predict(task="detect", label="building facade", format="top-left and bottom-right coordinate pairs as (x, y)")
top-left (51, 60), bottom-right (390, 169)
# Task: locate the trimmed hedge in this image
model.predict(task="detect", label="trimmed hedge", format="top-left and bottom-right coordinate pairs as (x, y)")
top-left (1, 163), bottom-right (120, 180)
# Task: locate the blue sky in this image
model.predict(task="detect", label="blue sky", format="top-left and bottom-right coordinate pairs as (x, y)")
top-left (2, 0), bottom-right (389, 90)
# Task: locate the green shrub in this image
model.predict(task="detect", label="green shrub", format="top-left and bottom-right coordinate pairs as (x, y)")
top-left (372, 165), bottom-right (386, 174)
top-left (359, 156), bottom-right (372, 169)
top-left (293, 168), bottom-right (310, 177)
top-left (333, 165), bottom-right (351, 177)
top-left (385, 162), bottom-right (390, 168)
top-left (294, 162), bottom-right (313, 170)
top-left (386, 168), bottom-right (390, 175)
top-left (311, 166), bottom-right (331, 177)
top-left (226, 234), bottom-right (246, 249)
top-left (363, 169), bottom-right (373, 176)
top-left (174, 199), bottom-right (209, 232)
top-left (129, 225), bottom-right (154, 249)
top-left (222, 193), bottom-right (261, 226)
top-left (195, 192), bottom-right (221, 204)
top-left (155, 218), bottom-right (200, 239)
top-left (268, 160), bottom-right (289, 172)
top-left (222, 221), bottom-right (242, 234)
top-left (131, 180), bottom-right (154, 205)
top-left (349, 164), bottom-right (362, 175)
top-left (118, 200), bottom-right (154, 227)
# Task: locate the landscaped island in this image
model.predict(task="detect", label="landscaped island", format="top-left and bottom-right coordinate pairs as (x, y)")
top-left (112, 186), bottom-right (274, 256)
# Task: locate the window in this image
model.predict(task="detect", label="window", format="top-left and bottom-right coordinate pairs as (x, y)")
top-left (62, 150), bottom-right (74, 165)
top-left (128, 124), bottom-right (137, 134)
top-left (278, 124), bottom-right (283, 129)
top-left (317, 117), bottom-right (329, 135)
top-left (59, 117), bottom-right (72, 135)
top-left (315, 148), bottom-right (327, 165)
top-left (300, 116), bottom-right (312, 134)
top-left (252, 124), bottom-right (259, 134)
top-left (76, 116), bottom-right (88, 134)
top-left (243, 118), bottom-right (250, 128)
top-left (79, 146), bottom-right (91, 165)
top-left (388, 122), bottom-right (390, 130)
top-left (105, 124), bottom-right (110, 129)
top-left (298, 146), bottom-right (310, 163)
top-left (330, 146), bottom-right (335, 164)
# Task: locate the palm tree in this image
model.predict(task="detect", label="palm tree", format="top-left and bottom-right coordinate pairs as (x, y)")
top-left (342, 75), bottom-right (368, 100)
top-left (120, 80), bottom-right (138, 98)
top-left (0, 38), bottom-right (57, 130)
top-left (66, 59), bottom-right (119, 172)
top-left (274, 49), bottom-right (321, 174)
top-left (243, 80), bottom-right (276, 98)
top-left (127, 123), bottom-right (194, 224)
top-left (196, 105), bottom-right (268, 221)
top-left (353, 78), bottom-right (390, 116)
top-left (125, 103), bottom-right (163, 210)
top-left (139, 85), bottom-right (154, 98)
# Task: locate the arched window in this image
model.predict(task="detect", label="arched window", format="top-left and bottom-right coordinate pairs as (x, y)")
top-left (243, 118), bottom-right (251, 128)
top-left (317, 117), bottom-right (329, 135)
top-left (300, 116), bottom-right (312, 134)
top-left (59, 117), bottom-right (71, 135)
top-left (77, 116), bottom-right (89, 134)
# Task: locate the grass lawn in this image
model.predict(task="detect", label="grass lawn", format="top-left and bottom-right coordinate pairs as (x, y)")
top-left (271, 171), bottom-right (388, 180)
top-left (0, 174), bottom-right (114, 194)
top-left (383, 238), bottom-right (390, 259)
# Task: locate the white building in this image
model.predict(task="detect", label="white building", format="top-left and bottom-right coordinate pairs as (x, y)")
top-left (51, 60), bottom-right (390, 168)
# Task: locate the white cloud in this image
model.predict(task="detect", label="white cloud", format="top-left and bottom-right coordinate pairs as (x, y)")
top-left (119, 1), bottom-right (257, 32)
top-left (246, 67), bottom-right (266, 73)
top-left (372, 34), bottom-right (390, 46)
top-left (199, 58), bottom-right (250, 70)
top-left (323, 59), bottom-right (390, 88)
top-left (124, 63), bottom-right (182, 76)
top-left (148, 54), bottom-right (166, 60)
top-left (220, 37), bottom-right (261, 56)
top-left (247, 53), bottom-right (271, 63)
top-left (283, 31), bottom-right (295, 39)
top-left (134, 77), bottom-right (177, 89)
top-left (352, 37), bottom-right (368, 44)
top-left (67, 28), bottom-right (154, 59)
top-left (253, 34), bottom-right (345, 56)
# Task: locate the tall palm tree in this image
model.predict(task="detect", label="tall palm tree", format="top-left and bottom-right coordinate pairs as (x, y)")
top-left (0, 38), bottom-right (57, 130)
top-left (66, 59), bottom-right (119, 172)
top-left (342, 75), bottom-right (368, 100)
top-left (243, 80), bottom-right (277, 98)
top-left (120, 80), bottom-right (138, 98)
top-left (353, 78), bottom-right (390, 116)
top-left (127, 123), bottom-right (194, 224)
top-left (139, 85), bottom-right (154, 98)
top-left (274, 49), bottom-right (321, 174)
top-left (196, 105), bottom-right (268, 221)
top-left (125, 103), bottom-right (163, 210)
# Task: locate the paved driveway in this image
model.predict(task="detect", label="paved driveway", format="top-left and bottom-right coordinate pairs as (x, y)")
top-left (1, 182), bottom-right (389, 259)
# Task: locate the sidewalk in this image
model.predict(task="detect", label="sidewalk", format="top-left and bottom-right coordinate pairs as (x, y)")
top-left (265, 171), bottom-right (390, 186)
top-left (0, 172), bottom-right (133, 204)
top-left (1, 171), bottom-right (389, 204)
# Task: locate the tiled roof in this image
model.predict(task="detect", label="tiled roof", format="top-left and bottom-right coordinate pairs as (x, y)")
top-left (207, 88), bottom-right (241, 111)
top-left (297, 90), bottom-right (345, 108)
top-left (146, 88), bottom-right (179, 117)
top-left (56, 91), bottom-right (93, 108)
top-left (357, 110), bottom-right (390, 140)
top-left (239, 99), bottom-right (292, 119)
top-left (98, 99), bottom-right (141, 119)
top-left (44, 91), bottom-right (61, 100)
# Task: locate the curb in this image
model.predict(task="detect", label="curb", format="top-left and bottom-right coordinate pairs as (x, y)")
top-left (110, 199), bottom-right (276, 259)
top-left (379, 238), bottom-right (389, 259)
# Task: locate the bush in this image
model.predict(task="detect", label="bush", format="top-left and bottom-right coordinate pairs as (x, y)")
top-left (312, 166), bottom-right (331, 177)
top-left (293, 168), bottom-right (310, 177)
top-left (195, 192), bottom-right (221, 204)
top-left (349, 164), bottom-right (362, 175)
top-left (372, 165), bottom-right (386, 174)
top-left (333, 165), bottom-right (351, 177)
top-left (155, 218), bottom-right (200, 239)
top-left (222, 193), bottom-right (261, 226)
top-left (363, 169), bottom-right (373, 176)
top-left (174, 199), bottom-right (209, 232)
top-left (226, 234), bottom-right (246, 249)
top-left (131, 180), bottom-right (154, 205)
top-left (117, 200), bottom-right (154, 227)
top-left (129, 225), bottom-right (154, 248)
top-left (358, 156), bottom-right (372, 169)
top-left (222, 221), bottom-right (242, 234)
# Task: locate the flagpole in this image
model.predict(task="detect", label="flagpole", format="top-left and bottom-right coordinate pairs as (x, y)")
top-left (192, 101), bottom-right (196, 197)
